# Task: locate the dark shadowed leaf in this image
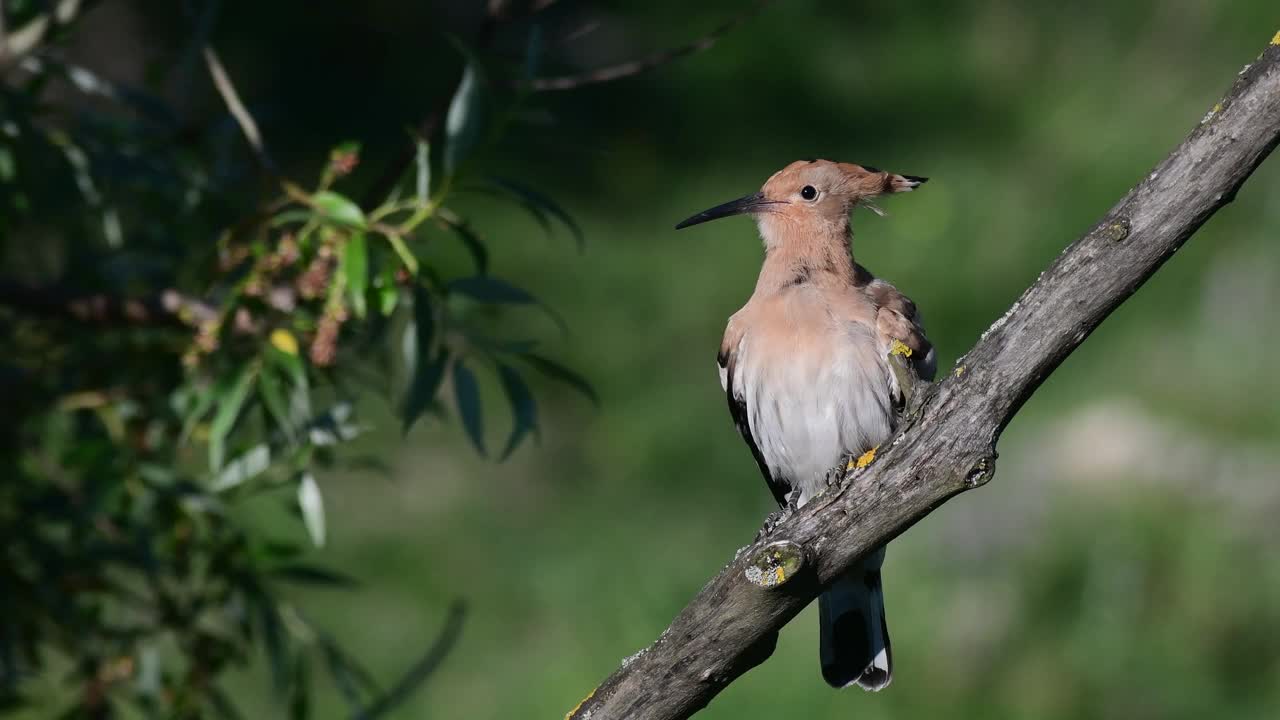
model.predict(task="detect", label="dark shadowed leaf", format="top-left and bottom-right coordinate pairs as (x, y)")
top-left (252, 590), bottom-right (289, 692)
top-left (496, 364), bottom-right (537, 460)
top-left (401, 287), bottom-right (447, 434)
top-left (520, 353), bottom-right (599, 406)
top-left (208, 685), bottom-right (246, 720)
top-left (319, 634), bottom-right (380, 713)
top-left (312, 190), bottom-right (367, 229)
top-left (451, 360), bottom-right (485, 456)
top-left (524, 24), bottom-right (544, 81)
top-left (355, 601), bottom-right (466, 720)
top-left (447, 276), bottom-right (535, 305)
top-left (402, 352), bottom-right (447, 436)
top-left (271, 564), bottom-right (358, 589)
top-left (343, 232), bottom-right (369, 318)
top-left (443, 220), bottom-right (489, 275)
top-left (289, 652), bottom-right (311, 720)
top-left (487, 176), bottom-right (584, 249)
top-left (444, 63), bottom-right (487, 175)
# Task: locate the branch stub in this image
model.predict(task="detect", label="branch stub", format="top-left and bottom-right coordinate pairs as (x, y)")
top-left (744, 540), bottom-right (806, 588)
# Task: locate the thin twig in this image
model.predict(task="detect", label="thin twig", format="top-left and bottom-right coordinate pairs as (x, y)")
top-left (529, 0), bottom-right (772, 92)
top-left (202, 44), bottom-right (277, 176)
top-left (0, 282), bottom-right (217, 327)
top-left (361, 4), bottom-right (511, 209)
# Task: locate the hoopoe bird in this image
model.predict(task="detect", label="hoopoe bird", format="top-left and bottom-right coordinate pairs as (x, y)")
top-left (676, 159), bottom-right (936, 691)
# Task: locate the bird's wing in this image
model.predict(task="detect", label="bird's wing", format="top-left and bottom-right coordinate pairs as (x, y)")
top-left (863, 277), bottom-right (936, 382)
top-left (856, 274), bottom-right (935, 430)
top-left (719, 324), bottom-right (792, 506)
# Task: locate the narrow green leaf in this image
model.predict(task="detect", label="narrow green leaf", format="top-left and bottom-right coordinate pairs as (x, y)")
top-left (377, 266), bottom-right (400, 316)
top-left (343, 232), bottom-right (369, 318)
top-left (213, 443), bottom-right (271, 492)
top-left (520, 353), bottom-right (599, 406)
top-left (259, 368), bottom-right (296, 443)
top-left (312, 190), bottom-right (367, 229)
top-left (488, 176), bottom-right (584, 249)
top-left (209, 366), bottom-right (257, 471)
top-left (319, 637), bottom-right (375, 712)
top-left (444, 63), bottom-right (487, 175)
top-left (443, 220), bottom-right (489, 275)
top-left (415, 139), bottom-right (431, 204)
top-left (452, 360), bottom-right (485, 456)
top-left (298, 473), bottom-right (325, 547)
top-left (496, 364), bottom-right (537, 460)
top-left (266, 345), bottom-right (311, 426)
top-left (180, 384), bottom-right (216, 445)
top-left (270, 209), bottom-right (315, 227)
top-left (448, 276), bottom-right (567, 334)
top-left (354, 601), bottom-right (467, 720)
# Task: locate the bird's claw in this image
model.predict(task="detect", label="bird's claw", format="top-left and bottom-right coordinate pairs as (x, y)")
top-left (783, 488), bottom-right (801, 513)
top-left (757, 510), bottom-right (784, 540)
top-left (757, 489), bottom-right (803, 540)
top-left (826, 460), bottom-right (849, 487)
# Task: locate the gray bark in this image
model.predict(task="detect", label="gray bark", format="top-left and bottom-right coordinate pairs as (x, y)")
top-left (567, 37), bottom-right (1280, 720)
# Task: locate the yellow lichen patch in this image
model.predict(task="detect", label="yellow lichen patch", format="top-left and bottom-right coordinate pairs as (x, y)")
top-left (270, 328), bottom-right (299, 355)
top-left (1271, 30), bottom-right (1280, 45)
top-left (954, 365), bottom-right (966, 377)
top-left (889, 339), bottom-right (913, 357)
top-left (855, 447), bottom-right (877, 469)
top-left (775, 566), bottom-right (786, 584)
top-left (566, 686), bottom-right (597, 720)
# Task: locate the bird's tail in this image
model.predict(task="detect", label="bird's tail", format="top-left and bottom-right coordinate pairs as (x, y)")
top-left (818, 547), bottom-right (892, 691)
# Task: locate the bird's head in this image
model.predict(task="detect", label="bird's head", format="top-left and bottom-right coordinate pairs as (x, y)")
top-left (675, 159), bottom-right (926, 237)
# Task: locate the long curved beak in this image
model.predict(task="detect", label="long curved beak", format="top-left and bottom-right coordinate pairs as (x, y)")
top-left (674, 192), bottom-right (782, 230)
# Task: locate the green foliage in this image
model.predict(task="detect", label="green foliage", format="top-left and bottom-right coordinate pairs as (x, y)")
top-left (0, 5), bottom-right (594, 718)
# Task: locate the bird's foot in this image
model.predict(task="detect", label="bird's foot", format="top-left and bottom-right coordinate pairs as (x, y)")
top-left (826, 460), bottom-right (849, 487)
top-left (784, 488), bottom-right (802, 513)
top-left (756, 489), bottom-right (803, 540)
top-left (757, 510), bottom-right (786, 541)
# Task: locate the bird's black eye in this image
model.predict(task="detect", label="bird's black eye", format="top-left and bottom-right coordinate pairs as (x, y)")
top-left (800, 185), bottom-right (817, 200)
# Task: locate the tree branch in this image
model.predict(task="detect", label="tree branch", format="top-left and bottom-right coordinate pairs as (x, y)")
top-left (202, 43), bottom-right (278, 177)
top-left (0, 282), bottom-right (216, 327)
top-left (528, 1), bottom-right (772, 92)
top-left (567, 36), bottom-right (1280, 720)
top-left (360, 1), bottom-right (511, 209)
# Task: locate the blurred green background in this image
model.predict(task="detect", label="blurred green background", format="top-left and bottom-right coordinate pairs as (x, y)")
top-left (11, 0), bottom-right (1280, 718)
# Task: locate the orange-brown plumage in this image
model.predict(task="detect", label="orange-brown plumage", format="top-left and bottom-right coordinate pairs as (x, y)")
top-left (682, 158), bottom-right (934, 692)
